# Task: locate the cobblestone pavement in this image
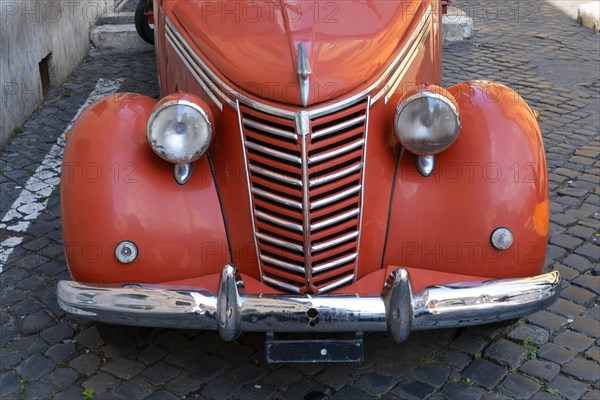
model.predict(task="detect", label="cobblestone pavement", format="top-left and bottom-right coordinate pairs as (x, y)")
top-left (1, 1), bottom-right (599, 399)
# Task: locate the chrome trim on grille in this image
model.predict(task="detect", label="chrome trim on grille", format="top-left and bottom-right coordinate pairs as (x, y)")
top-left (262, 275), bottom-right (302, 294)
top-left (309, 139), bottom-right (365, 164)
top-left (251, 187), bottom-right (303, 210)
top-left (165, 4), bottom-right (432, 115)
top-left (260, 255), bottom-right (305, 273)
top-left (310, 185), bottom-right (362, 210)
top-left (256, 232), bottom-right (303, 252)
top-left (245, 141), bottom-right (302, 164)
top-left (317, 274), bottom-right (356, 293)
top-left (243, 119), bottom-right (298, 141)
top-left (309, 163), bottom-right (363, 187)
top-left (311, 115), bottom-right (367, 140)
top-left (312, 232), bottom-right (360, 253)
top-left (248, 165), bottom-right (302, 187)
top-left (255, 210), bottom-right (303, 232)
top-left (295, 111), bottom-right (310, 136)
top-left (311, 209), bottom-right (360, 231)
top-left (239, 99), bottom-right (368, 293)
top-left (313, 253), bottom-right (358, 273)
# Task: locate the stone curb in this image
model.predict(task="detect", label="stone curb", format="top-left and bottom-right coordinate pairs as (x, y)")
top-left (443, 7), bottom-right (474, 42)
top-left (577, 2), bottom-right (600, 32)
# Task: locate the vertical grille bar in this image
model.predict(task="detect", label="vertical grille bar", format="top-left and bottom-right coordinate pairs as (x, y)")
top-left (355, 98), bottom-right (371, 284)
top-left (236, 101), bottom-right (263, 283)
top-left (300, 131), bottom-right (312, 290)
top-left (240, 98), bottom-right (369, 294)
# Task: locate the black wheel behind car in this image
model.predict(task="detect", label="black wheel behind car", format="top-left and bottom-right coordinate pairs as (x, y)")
top-left (135, 0), bottom-right (155, 45)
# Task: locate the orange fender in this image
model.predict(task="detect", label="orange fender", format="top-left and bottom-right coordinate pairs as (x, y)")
top-left (61, 94), bottom-right (230, 284)
top-left (383, 81), bottom-right (549, 279)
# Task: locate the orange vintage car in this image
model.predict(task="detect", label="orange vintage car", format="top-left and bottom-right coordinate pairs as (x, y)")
top-left (58, 0), bottom-right (560, 362)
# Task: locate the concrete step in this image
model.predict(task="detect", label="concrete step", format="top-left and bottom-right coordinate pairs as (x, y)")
top-left (443, 7), bottom-right (474, 43)
top-left (119, 0), bottom-right (138, 12)
top-left (96, 11), bottom-right (135, 26)
top-left (90, 25), bottom-right (153, 51)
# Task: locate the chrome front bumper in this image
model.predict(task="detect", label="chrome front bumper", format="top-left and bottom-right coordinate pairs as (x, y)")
top-left (57, 266), bottom-right (561, 343)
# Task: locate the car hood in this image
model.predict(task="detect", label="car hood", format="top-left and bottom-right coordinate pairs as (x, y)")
top-left (172, 0), bottom-right (422, 106)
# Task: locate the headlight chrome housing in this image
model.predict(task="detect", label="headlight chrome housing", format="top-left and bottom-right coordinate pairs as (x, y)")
top-left (394, 87), bottom-right (461, 155)
top-left (147, 95), bottom-right (213, 164)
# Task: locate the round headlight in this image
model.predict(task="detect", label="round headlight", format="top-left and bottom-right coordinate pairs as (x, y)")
top-left (394, 90), bottom-right (461, 155)
top-left (147, 99), bottom-right (212, 163)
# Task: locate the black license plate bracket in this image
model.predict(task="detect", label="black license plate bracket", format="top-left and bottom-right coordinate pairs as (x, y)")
top-left (265, 332), bottom-right (364, 363)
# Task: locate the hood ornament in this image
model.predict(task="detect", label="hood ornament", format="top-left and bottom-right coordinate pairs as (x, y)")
top-left (296, 43), bottom-right (312, 107)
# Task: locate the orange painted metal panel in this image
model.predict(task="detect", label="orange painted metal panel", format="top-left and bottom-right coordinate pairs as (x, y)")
top-left (61, 94), bottom-right (230, 283)
top-left (169, 0), bottom-right (423, 106)
top-left (383, 81), bottom-right (548, 279)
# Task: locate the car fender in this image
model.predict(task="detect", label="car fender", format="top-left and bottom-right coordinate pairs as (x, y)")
top-left (383, 81), bottom-right (549, 279)
top-left (61, 93), bottom-right (230, 284)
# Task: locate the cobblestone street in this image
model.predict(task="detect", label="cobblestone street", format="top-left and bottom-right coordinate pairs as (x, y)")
top-left (1, 1), bottom-right (599, 399)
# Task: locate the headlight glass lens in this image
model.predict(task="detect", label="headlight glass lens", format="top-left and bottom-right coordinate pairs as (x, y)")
top-left (147, 100), bottom-right (212, 163)
top-left (394, 92), bottom-right (460, 155)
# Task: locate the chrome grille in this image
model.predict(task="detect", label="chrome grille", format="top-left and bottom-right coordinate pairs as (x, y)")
top-left (239, 99), bottom-right (369, 294)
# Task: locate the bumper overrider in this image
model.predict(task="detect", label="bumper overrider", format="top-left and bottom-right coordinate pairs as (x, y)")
top-left (58, 265), bottom-right (560, 343)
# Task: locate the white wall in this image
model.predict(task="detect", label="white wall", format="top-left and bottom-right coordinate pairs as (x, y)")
top-left (0, 0), bottom-right (115, 148)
